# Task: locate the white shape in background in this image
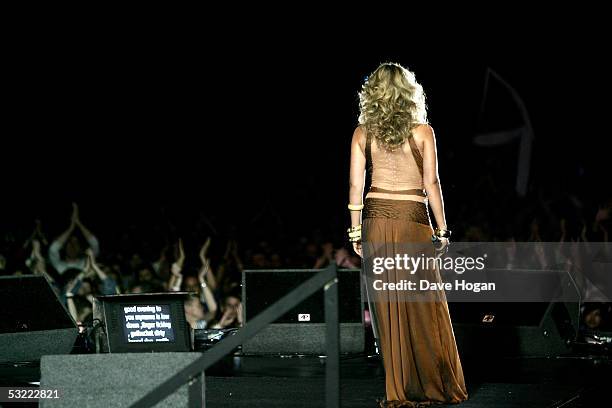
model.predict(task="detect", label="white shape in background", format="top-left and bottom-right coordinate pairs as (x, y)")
top-left (474, 68), bottom-right (534, 197)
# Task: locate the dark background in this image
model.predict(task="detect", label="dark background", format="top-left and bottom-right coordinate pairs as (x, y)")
top-left (2, 35), bottom-right (610, 257)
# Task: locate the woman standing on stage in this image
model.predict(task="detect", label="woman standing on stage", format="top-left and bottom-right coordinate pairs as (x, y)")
top-left (348, 63), bottom-right (468, 407)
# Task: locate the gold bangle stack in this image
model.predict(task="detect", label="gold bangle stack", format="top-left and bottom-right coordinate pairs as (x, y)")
top-left (434, 227), bottom-right (452, 238)
top-left (347, 225), bottom-right (362, 242)
top-left (347, 203), bottom-right (364, 211)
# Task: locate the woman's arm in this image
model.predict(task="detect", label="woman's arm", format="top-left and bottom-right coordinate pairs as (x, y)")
top-left (72, 203), bottom-right (100, 256)
top-left (421, 125), bottom-right (447, 231)
top-left (30, 240), bottom-right (48, 276)
top-left (349, 127), bottom-right (366, 255)
top-left (167, 239), bottom-right (185, 291)
top-left (48, 220), bottom-right (75, 272)
top-left (198, 263), bottom-right (218, 319)
top-left (200, 239), bottom-right (218, 290)
top-left (86, 250), bottom-right (119, 295)
top-left (65, 271), bottom-right (85, 322)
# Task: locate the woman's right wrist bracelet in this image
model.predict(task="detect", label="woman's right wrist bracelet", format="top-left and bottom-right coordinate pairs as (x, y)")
top-left (434, 227), bottom-right (452, 238)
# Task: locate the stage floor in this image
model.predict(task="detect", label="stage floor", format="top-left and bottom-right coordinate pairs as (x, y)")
top-left (1, 353), bottom-right (610, 407)
top-left (204, 353), bottom-right (610, 407)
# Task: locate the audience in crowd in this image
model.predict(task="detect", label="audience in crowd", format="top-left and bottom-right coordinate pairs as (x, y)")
top-left (1, 190), bottom-right (611, 339)
top-left (48, 203), bottom-right (100, 276)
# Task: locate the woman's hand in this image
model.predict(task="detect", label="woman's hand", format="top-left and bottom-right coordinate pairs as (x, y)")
top-left (352, 242), bottom-right (362, 257)
top-left (215, 309), bottom-right (236, 329)
top-left (171, 262), bottom-right (183, 277)
top-left (434, 237), bottom-right (449, 256)
top-left (199, 238), bottom-right (211, 264)
top-left (176, 239), bottom-right (185, 268)
top-left (198, 259), bottom-right (210, 283)
top-left (71, 202), bottom-right (80, 226)
top-left (236, 303), bottom-right (244, 326)
top-left (171, 239), bottom-right (186, 277)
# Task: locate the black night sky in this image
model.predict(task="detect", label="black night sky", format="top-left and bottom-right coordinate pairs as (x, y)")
top-left (2, 34), bottom-right (610, 254)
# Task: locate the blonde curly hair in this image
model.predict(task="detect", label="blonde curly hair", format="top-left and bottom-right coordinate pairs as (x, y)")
top-left (358, 63), bottom-right (427, 150)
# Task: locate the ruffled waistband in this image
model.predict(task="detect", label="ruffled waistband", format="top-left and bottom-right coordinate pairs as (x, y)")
top-left (363, 197), bottom-right (429, 225)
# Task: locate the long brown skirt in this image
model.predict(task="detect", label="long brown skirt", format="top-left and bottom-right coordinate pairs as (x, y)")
top-left (363, 198), bottom-right (468, 407)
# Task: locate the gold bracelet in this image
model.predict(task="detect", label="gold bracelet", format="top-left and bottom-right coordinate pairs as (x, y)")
top-left (347, 225), bottom-right (362, 242)
top-left (347, 203), bottom-right (364, 211)
top-left (348, 232), bottom-right (362, 243)
top-left (434, 227), bottom-right (452, 238)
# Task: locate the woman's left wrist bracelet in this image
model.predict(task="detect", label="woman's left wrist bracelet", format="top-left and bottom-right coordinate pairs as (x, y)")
top-left (347, 225), bottom-right (362, 242)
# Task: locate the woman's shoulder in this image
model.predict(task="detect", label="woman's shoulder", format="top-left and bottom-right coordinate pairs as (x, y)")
top-left (411, 123), bottom-right (435, 141)
top-left (353, 124), bottom-right (367, 137)
top-left (352, 125), bottom-right (367, 147)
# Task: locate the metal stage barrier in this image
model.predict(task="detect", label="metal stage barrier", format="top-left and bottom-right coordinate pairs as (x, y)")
top-left (130, 262), bottom-right (340, 408)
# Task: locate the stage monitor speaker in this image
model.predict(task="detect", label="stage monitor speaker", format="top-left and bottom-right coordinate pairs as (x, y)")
top-left (450, 301), bottom-right (579, 358)
top-left (92, 292), bottom-right (192, 353)
top-left (40, 352), bottom-right (204, 407)
top-left (241, 268), bottom-right (364, 355)
top-left (0, 275), bottom-right (78, 363)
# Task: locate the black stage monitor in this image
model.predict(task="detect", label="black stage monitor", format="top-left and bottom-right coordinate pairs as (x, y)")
top-left (243, 269), bottom-right (363, 324)
top-left (93, 292), bottom-right (192, 353)
top-left (0, 275), bottom-right (78, 363)
top-left (241, 268), bottom-right (364, 354)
